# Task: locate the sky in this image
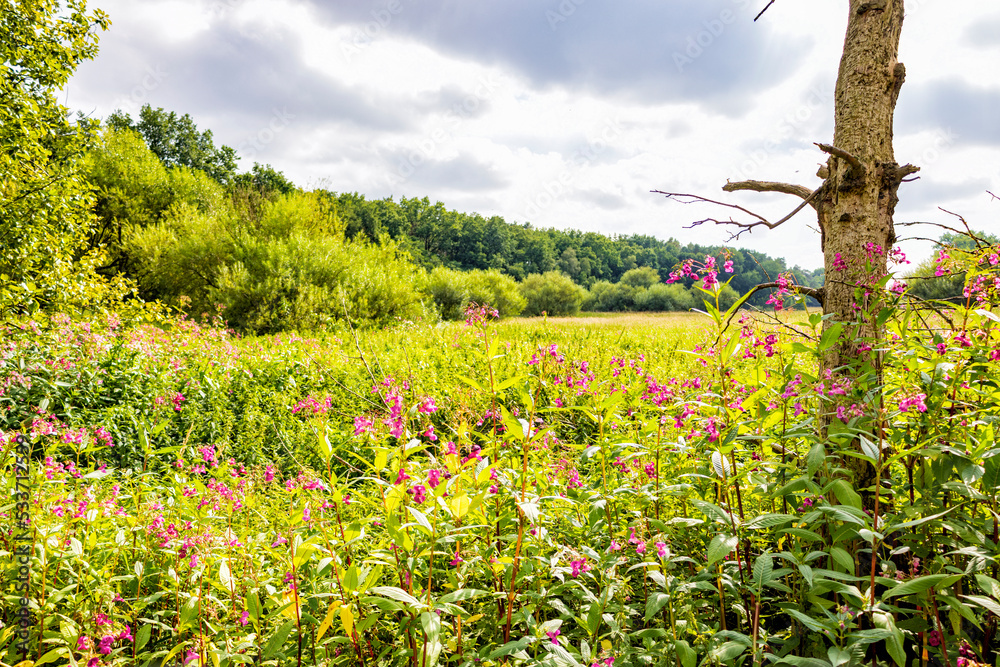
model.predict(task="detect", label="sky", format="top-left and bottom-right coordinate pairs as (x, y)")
top-left (66, 0), bottom-right (1000, 270)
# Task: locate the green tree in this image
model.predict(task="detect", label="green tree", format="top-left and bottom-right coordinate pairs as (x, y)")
top-left (620, 266), bottom-right (661, 289)
top-left (1, 0), bottom-right (114, 316)
top-left (107, 104), bottom-right (238, 185)
top-left (519, 271), bottom-right (586, 317)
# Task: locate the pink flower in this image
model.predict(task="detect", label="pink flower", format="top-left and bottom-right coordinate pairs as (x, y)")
top-left (98, 635), bottom-right (114, 655)
top-left (353, 416), bottom-right (374, 436)
top-left (570, 558), bottom-right (589, 577)
top-left (394, 469), bottom-right (411, 485)
top-left (636, 542), bottom-right (646, 554)
top-left (899, 393), bottom-right (928, 413)
top-left (609, 540), bottom-right (622, 552)
top-left (547, 629), bottom-right (561, 645)
top-left (240, 611), bottom-right (250, 626)
top-left (409, 484), bottom-right (427, 504)
top-left (418, 397), bottom-right (438, 414)
top-left (78, 635), bottom-right (93, 652)
top-left (184, 650), bottom-right (200, 665)
top-left (118, 625), bottom-right (133, 642)
top-left (655, 542), bottom-right (667, 559)
top-left (427, 469), bottom-right (442, 489)
top-left (723, 260), bottom-right (734, 273)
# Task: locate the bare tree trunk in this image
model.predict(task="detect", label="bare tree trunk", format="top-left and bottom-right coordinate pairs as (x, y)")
top-left (817, 0), bottom-right (915, 503)
top-left (656, 0), bottom-right (920, 501)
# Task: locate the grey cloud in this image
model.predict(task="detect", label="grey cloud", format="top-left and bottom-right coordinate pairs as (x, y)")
top-left (896, 177), bottom-right (993, 212)
top-left (381, 152), bottom-right (509, 194)
top-left (71, 9), bottom-right (416, 144)
top-left (966, 16), bottom-right (1000, 47)
top-left (580, 190), bottom-right (628, 211)
top-left (306, 0), bottom-right (811, 112)
top-left (897, 80), bottom-right (1000, 146)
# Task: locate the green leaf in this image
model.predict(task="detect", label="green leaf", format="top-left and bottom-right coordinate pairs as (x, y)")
top-left (806, 442), bottom-right (826, 476)
top-left (827, 647), bottom-right (851, 667)
top-left (675, 640), bottom-right (696, 667)
top-left (784, 608), bottom-right (831, 633)
top-left (488, 637), bottom-right (532, 659)
top-left (828, 479), bottom-right (862, 511)
top-left (982, 456), bottom-right (1000, 491)
top-left (753, 553), bottom-right (773, 590)
top-left (262, 620), bottom-right (296, 659)
top-left (135, 623), bottom-right (152, 651)
top-left (745, 513), bottom-right (794, 529)
top-left (873, 612), bottom-right (905, 667)
top-left (34, 648), bottom-right (69, 666)
top-left (962, 595), bottom-right (1000, 617)
top-left (407, 506), bottom-right (433, 534)
top-left (586, 601), bottom-right (602, 635)
top-left (370, 586), bottom-right (423, 608)
top-left (830, 547), bottom-right (855, 574)
top-left (707, 534), bottom-right (738, 567)
top-left (710, 641), bottom-right (747, 662)
top-left (439, 589), bottom-right (491, 603)
top-left (883, 574), bottom-right (953, 599)
top-left (644, 592), bottom-right (671, 621)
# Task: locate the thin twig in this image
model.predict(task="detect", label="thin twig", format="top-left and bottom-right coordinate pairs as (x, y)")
top-left (754, 0), bottom-right (776, 21)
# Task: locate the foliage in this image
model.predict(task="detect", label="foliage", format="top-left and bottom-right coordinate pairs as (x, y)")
top-left (519, 271), bottom-right (587, 316)
top-left (107, 104), bottom-right (238, 185)
top-left (0, 0), bottom-right (119, 316)
top-left (128, 191), bottom-right (428, 333)
top-left (4, 241), bottom-right (1000, 665)
top-left (427, 267), bottom-right (526, 320)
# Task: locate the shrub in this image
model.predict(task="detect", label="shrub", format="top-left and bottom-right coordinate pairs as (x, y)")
top-left (620, 266), bottom-right (661, 289)
top-left (465, 268), bottom-right (526, 318)
top-left (426, 267), bottom-right (526, 320)
top-left (519, 271), bottom-right (586, 316)
top-left (633, 282), bottom-right (696, 311)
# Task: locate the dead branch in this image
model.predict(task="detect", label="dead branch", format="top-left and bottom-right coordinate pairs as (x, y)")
top-left (815, 142), bottom-right (865, 177)
top-left (754, 0), bottom-right (777, 22)
top-left (988, 190), bottom-right (998, 202)
top-left (938, 208), bottom-right (994, 248)
top-left (894, 164), bottom-right (920, 182)
top-left (652, 185), bottom-right (822, 240)
top-left (723, 180), bottom-right (814, 201)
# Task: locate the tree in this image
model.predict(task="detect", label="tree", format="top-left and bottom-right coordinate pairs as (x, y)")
top-left (1, 0), bottom-right (112, 316)
top-left (657, 0), bottom-right (917, 502)
top-left (107, 105), bottom-right (238, 185)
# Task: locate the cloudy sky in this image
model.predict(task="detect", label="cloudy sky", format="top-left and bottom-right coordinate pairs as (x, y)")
top-left (67, 0), bottom-right (1000, 270)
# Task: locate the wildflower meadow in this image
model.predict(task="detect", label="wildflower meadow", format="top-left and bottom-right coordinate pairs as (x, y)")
top-left (3, 241), bottom-right (1000, 667)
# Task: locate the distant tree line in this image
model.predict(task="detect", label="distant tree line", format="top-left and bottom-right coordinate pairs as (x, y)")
top-left (80, 104), bottom-right (838, 331)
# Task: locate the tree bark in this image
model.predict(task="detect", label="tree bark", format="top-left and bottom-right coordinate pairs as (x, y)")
top-left (817, 0), bottom-right (908, 502)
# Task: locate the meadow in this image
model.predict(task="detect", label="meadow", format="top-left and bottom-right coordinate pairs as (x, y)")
top-left (3, 270), bottom-right (1000, 667)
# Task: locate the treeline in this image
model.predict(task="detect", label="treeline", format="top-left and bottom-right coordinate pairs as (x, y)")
top-left (77, 105), bottom-right (831, 332)
top-left (329, 192), bottom-right (825, 305)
